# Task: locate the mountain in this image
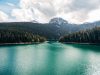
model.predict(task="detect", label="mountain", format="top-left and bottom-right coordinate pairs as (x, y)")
top-left (0, 22), bottom-right (60, 40)
top-left (49, 17), bottom-right (100, 31)
top-left (31, 20), bottom-right (38, 23)
top-left (49, 18), bottom-right (78, 36)
top-left (49, 17), bottom-right (100, 33)
top-left (49, 17), bottom-right (68, 25)
top-left (78, 21), bottom-right (100, 30)
top-left (0, 17), bottom-right (100, 41)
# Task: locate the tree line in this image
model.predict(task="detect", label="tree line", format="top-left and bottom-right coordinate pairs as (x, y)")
top-left (0, 29), bottom-right (46, 43)
top-left (59, 27), bottom-right (100, 43)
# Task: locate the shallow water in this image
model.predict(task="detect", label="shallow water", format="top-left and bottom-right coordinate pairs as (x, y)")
top-left (0, 42), bottom-right (100, 75)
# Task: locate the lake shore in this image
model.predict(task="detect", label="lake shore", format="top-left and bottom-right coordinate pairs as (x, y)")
top-left (59, 42), bottom-right (100, 45)
top-left (0, 42), bottom-right (46, 46)
top-left (0, 41), bottom-right (99, 46)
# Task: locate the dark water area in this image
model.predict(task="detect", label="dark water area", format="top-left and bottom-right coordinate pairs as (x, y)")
top-left (0, 42), bottom-right (100, 75)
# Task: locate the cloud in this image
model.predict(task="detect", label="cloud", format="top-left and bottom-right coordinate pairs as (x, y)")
top-left (6, 3), bottom-right (16, 7)
top-left (87, 8), bottom-right (100, 22)
top-left (67, 0), bottom-right (100, 12)
top-left (11, 0), bottom-right (74, 23)
top-left (2, 0), bottom-right (100, 23)
top-left (12, 9), bottom-right (34, 21)
top-left (62, 0), bottom-right (100, 23)
top-left (0, 11), bottom-right (9, 22)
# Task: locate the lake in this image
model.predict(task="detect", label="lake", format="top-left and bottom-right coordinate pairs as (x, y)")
top-left (0, 42), bottom-right (100, 75)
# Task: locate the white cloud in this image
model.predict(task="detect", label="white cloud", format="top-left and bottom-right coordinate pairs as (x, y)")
top-left (12, 9), bottom-right (34, 21)
top-left (9, 0), bottom-right (100, 23)
top-left (87, 8), bottom-right (100, 22)
top-left (6, 3), bottom-right (15, 7)
top-left (0, 11), bottom-right (9, 22)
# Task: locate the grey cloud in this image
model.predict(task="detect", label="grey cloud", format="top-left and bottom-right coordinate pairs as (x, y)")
top-left (33, 2), bottom-right (56, 17)
top-left (60, 0), bottom-right (100, 23)
top-left (64, 0), bottom-right (100, 12)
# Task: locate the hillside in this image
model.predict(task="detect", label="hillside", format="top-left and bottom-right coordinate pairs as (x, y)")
top-left (0, 29), bottom-right (46, 43)
top-left (59, 27), bottom-right (100, 43)
top-left (0, 17), bottom-right (100, 41)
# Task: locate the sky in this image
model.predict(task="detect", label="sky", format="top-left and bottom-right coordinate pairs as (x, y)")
top-left (0, 0), bottom-right (100, 24)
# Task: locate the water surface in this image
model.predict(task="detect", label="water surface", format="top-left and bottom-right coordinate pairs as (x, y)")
top-left (0, 42), bottom-right (100, 75)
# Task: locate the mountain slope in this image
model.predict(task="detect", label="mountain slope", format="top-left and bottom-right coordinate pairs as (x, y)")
top-left (0, 17), bottom-right (100, 40)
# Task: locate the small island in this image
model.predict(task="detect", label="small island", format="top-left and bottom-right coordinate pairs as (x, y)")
top-left (59, 27), bottom-right (100, 44)
top-left (0, 29), bottom-right (46, 45)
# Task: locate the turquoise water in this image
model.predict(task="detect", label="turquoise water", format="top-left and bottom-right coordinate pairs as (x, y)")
top-left (0, 42), bottom-right (100, 75)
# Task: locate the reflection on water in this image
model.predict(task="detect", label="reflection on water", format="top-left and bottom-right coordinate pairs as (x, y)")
top-left (0, 43), bottom-right (100, 75)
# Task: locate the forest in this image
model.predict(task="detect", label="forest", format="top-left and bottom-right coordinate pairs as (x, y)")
top-left (0, 29), bottom-right (46, 43)
top-left (59, 27), bottom-right (100, 43)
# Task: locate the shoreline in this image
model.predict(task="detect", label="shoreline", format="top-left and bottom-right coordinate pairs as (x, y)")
top-left (0, 42), bottom-right (45, 46)
top-left (59, 42), bottom-right (100, 45)
top-left (0, 41), bottom-right (99, 46)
